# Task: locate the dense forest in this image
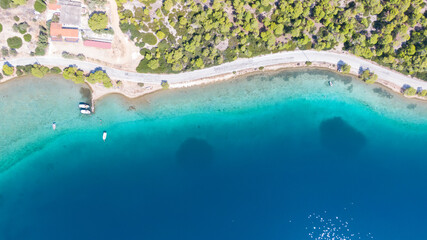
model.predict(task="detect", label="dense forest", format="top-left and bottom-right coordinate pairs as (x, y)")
top-left (116, 0), bottom-right (427, 79)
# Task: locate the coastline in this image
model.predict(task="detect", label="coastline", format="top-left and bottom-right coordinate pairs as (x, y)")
top-left (2, 64), bottom-right (427, 174)
top-left (1, 50), bottom-right (426, 103)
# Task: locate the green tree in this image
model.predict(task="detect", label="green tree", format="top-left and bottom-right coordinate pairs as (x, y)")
top-left (142, 33), bottom-right (157, 45)
top-left (103, 79), bottom-right (113, 88)
top-left (195, 57), bottom-right (205, 68)
top-left (341, 64), bottom-right (351, 73)
top-left (147, 59), bottom-right (160, 70)
top-left (63, 67), bottom-right (85, 84)
top-left (88, 12), bottom-right (108, 31)
top-left (23, 34), bottom-right (31, 42)
top-left (34, 0), bottom-right (46, 13)
top-left (404, 87), bottom-right (417, 96)
top-left (161, 80), bottom-right (169, 89)
top-left (418, 89), bottom-right (427, 97)
top-left (2, 64), bottom-right (14, 76)
top-left (360, 70), bottom-right (378, 84)
top-left (86, 69), bottom-right (113, 87)
top-left (163, 0), bottom-right (173, 11)
top-left (2, 47), bottom-right (9, 57)
top-left (50, 66), bottom-right (62, 74)
top-left (31, 64), bottom-right (49, 78)
top-left (7, 36), bottom-right (22, 49)
top-left (86, 69), bottom-right (111, 86)
top-left (117, 0), bottom-right (427, 76)
top-left (156, 31), bottom-right (165, 40)
top-left (12, 0), bottom-right (26, 6)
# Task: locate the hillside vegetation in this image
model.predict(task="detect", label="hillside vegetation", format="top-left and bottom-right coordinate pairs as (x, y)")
top-left (120, 1), bottom-right (426, 77)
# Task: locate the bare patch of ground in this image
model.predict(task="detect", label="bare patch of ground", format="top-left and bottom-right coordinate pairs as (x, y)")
top-left (216, 39), bottom-right (229, 51)
top-left (89, 80), bottom-right (162, 101)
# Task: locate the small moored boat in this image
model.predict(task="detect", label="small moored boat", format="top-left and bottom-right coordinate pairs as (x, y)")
top-left (80, 109), bottom-right (91, 115)
top-left (328, 81), bottom-right (333, 87)
top-left (79, 103), bottom-right (90, 109)
top-left (52, 122), bottom-right (56, 131)
top-left (102, 131), bottom-right (107, 141)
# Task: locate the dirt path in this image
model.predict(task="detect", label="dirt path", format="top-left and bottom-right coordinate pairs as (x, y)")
top-left (106, 0), bottom-right (141, 70)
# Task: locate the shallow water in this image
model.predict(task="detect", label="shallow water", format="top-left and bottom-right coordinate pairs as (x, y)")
top-left (0, 70), bottom-right (427, 240)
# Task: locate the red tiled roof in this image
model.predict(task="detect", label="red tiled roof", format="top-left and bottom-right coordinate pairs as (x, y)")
top-left (48, 0), bottom-right (61, 10)
top-left (50, 23), bottom-right (79, 38)
top-left (83, 40), bottom-right (112, 49)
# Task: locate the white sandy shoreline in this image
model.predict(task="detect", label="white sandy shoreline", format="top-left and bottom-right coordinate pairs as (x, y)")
top-left (0, 50), bottom-right (426, 101)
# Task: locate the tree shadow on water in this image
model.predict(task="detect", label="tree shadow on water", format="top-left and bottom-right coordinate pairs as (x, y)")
top-left (79, 87), bottom-right (92, 103)
top-left (319, 117), bottom-right (367, 156)
top-left (176, 138), bottom-right (214, 169)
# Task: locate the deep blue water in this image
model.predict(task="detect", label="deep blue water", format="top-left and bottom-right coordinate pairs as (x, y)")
top-left (1, 70), bottom-right (427, 240)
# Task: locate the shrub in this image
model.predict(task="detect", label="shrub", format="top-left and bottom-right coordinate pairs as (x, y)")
top-left (0, 23), bottom-right (2, 32)
top-left (16, 68), bottom-right (23, 76)
top-left (35, 47), bottom-right (45, 56)
top-left (19, 64), bottom-right (33, 74)
top-left (0, 0), bottom-right (11, 9)
top-left (161, 80), bottom-right (169, 89)
top-left (23, 34), bottom-right (31, 42)
top-left (137, 82), bottom-right (144, 87)
top-left (10, 48), bottom-right (17, 56)
top-left (34, 0), bottom-right (46, 13)
top-left (1, 47), bottom-right (9, 57)
top-left (13, 16), bottom-right (19, 22)
top-left (77, 54), bottom-right (86, 60)
top-left (62, 52), bottom-right (73, 58)
top-left (259, 66), bottom-right (264, 70)
top-left (142, 33), bottom-right (157, 45)
top-left (404, 87), bottom-right (417, 96)
top-left (62, 51), bottom-right (86, 60)
top-left (13, 22), bottom-right (29, 34)
top-left (419, 89), bottom-right (427, 97)
top-left (31, 64), bottom-right (49, 78)
top-left (305, 61), bottom-right (312, 66)
top-left (7, 36), bottom-right (23, 49)
top-left (51, 14), bottom-right (59, 23)
top-left (50, 66), bottom-right (62, 74)
top-left (94, 28), bottom-right (114, 35)
top-left (2, 64), bottom-right (14, 76)
top-left (88, 12), bottom-right (108, 31)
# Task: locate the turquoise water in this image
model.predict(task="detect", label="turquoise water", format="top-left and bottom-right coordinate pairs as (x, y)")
top-left (1, 70), bottom-right (427, 240)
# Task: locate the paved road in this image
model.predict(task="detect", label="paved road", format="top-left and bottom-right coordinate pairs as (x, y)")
top-left (1, 50), bottom-right (426, 90)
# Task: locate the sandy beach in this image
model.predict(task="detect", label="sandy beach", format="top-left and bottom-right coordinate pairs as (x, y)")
top-left (1, 50), bottom-right (426, 101)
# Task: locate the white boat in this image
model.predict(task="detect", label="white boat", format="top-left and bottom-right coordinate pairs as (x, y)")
top-left (52, 122), bottom-right (56, 130)
top-left (102, 131), bottom-right (107, 141)
top-left (79, 103), bottom-right (90, 109)
top-left (80, 109), bottom-right (91, 114)
top-left (328, 81), bottom-right (333, 87)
